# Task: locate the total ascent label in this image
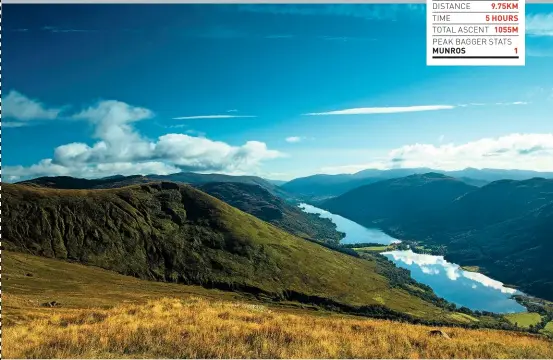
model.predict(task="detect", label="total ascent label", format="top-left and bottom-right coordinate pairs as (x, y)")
top-left (427, 0), bottom-right (525, 66)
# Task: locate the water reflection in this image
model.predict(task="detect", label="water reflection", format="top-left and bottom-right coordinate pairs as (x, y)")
top-left (383, 250), bottom-right (525, 313)
top-left (298, 203), bottom-right (526, 313)
top-left (298, 203), bottom-right (400, 245)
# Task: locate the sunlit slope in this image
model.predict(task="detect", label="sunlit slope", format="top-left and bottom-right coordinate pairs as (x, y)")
top-left (3, 183), bottom-right (445, 317)
top-left (4, 251), bottom-right (553, 359)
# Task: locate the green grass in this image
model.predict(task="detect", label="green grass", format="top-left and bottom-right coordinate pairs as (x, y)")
top-left (449, 313), bottom-right (480, 323)
top-left (541, 321), bottom-right (553, 336)
top-left (3, 251), bottom-right (242, 326)
top-left (3, 183), bottom-right (454, 322)
top-left (353, 246), bottom-right (390, 252)
top-left (505, 312), bottom-right (543, 329)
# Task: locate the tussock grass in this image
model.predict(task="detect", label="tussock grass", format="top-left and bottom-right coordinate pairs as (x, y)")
top-left (5, 297), bottom-right (553, 359)
top-left (4, 251), bottom-right (553, 358)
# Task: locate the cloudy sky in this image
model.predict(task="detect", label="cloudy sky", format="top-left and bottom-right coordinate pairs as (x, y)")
top-left (3, 4), bottom-right (553, 181)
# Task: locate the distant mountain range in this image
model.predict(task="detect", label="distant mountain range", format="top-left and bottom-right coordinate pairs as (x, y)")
top-left (322, 173), bottom-right (553, 301)
top-left (281, 168), bottom-right (553, 200)
top-left (18, 172), bottom-right (293, 199)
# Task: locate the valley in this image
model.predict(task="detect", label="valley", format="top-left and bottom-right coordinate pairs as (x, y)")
top-left (319, 173), bottom-right (553, 303)
top-left (3, 169), bottom-right (553, 358)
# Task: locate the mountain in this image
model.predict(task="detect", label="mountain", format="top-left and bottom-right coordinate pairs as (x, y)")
top-left (322, 173), bottom-right (477, 227)
top-left (16, 175), bottom-right (150, 189)
top-left (281, 174), bottom-right (380, 200)
top-left (440, 178), bottom-right (553, 231)
top-left (447, 168), bottom-right (553, 182)
top-left (265, 179), bottom-right (287, 186)
top-left (148, 172), bottom-right (292, 199)
top-left (282, 168), bottom-right (553, 200)
top-left (324, 175), bottom-right (553, 301)
top-left (2, 182), bottom-right (449, 317)
top-left (444, 201), bottom-right (553, 301)
top-left (196, 182), bottom-right (344, 243)
top-left (18, 172), bottom-right (294, 200)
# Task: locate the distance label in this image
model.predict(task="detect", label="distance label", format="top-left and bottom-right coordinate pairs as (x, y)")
top-left (427, 0), bottom-right (525, 66)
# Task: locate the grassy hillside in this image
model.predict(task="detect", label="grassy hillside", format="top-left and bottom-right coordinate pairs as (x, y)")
top-left (505, 313), bottom-right (544, 329)
top-left (197, 182), bottom-right (344, 243)
top-left (4, 252), bottom-right (553, 359)
top-left (3, 182), bottom-right (449, 319)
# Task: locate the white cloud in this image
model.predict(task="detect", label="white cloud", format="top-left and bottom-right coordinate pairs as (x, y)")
top-left (3, 121), bottom-right (32, 128)
top-left (5, 99), bottom-right (283, 180)
top-left (304, 105), bottom-right (455, 116)
top-left (303, 102), bottom-right (527, 116)
top-left (285, 136), bottom-right (303, 143)
top-left (527, 13), bottom-right (553, 37)
top-left (172, 114), bottom-right (256, 120)
top-left (3, 90), bottom-right (63, 123)
top-left (388, 133), bottom-right (553, 171)
top-left (318, 133), bottom-right (553, 174)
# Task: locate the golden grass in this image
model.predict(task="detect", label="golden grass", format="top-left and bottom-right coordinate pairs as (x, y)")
top-left (4, 297), bottom-right (553, 359)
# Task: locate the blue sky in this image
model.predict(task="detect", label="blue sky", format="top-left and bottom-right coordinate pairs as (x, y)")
top-left (3, 4), bottom-right (553, 181)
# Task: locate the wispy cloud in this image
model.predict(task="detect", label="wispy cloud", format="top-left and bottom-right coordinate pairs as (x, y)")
top-left (41, 26), bottom-right (98, 33)
top-left (236, 4), bottom-right (424, 21)
top-left (285, 136), bottom-right (304, 143)
top-left (527, 47), bottom-right (553, 58)
top-left (304, 102), bottom-right (528, 116)
top-left (3, 121), bottom-right (32, 128)
top-left (264, 34), bottom-right (296, 39)
top-left (304, 105), bottom-right (455, 116)
top-left (172, 115), bottom-right (257, 120)
top-left (527, 13), bottom-right (553, 37)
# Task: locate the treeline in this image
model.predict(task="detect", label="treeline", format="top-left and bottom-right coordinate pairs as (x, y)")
top-left (301, 237), bottom-right (360, 258)
top-left (512, 295), bottom-right (553, 336)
